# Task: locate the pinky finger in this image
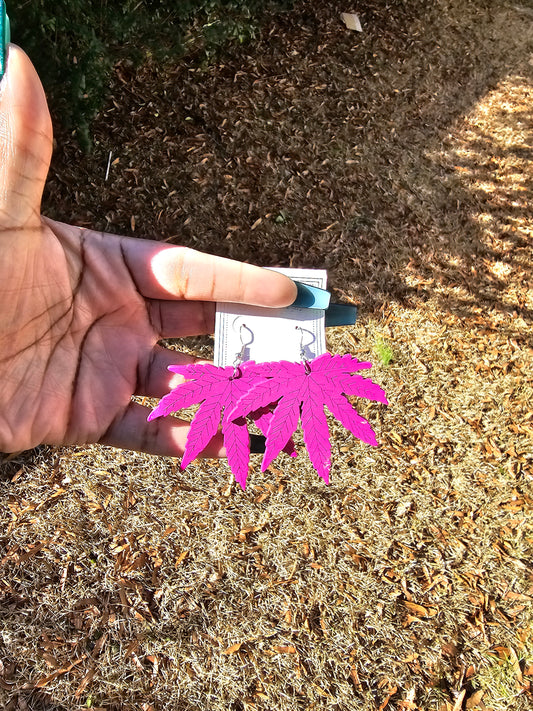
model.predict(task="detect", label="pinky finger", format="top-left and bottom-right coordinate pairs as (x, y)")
top-left (99, 401), bottom-right (226, 459)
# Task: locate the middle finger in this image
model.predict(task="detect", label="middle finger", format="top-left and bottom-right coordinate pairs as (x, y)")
top-left (147, 299), bottom-right (216, 339)
top-left (135, 344), bottom-right (206, 399)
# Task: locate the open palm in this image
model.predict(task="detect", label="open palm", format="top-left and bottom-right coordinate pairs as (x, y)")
top-left (0, 46), bottom-right (295, 456)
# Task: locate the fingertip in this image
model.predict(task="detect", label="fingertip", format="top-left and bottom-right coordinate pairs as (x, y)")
top-left (1, 44), bottom-right (51, 131)
top-left (168, 371), bottom-right (187, 389)
top-left (263, 270), bottom-right (298, 308)
top-left (0, 44), bottom-right (53, 225)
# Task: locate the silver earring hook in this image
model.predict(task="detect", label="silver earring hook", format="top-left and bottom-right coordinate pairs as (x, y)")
top-left (296, 326), bottom-right (313, 373)
top-left (232, 323), bottom-right (253, 378)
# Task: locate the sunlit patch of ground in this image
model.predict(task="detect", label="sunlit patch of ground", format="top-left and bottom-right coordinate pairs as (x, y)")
top-left (438, 71), bottom-right (532, 316)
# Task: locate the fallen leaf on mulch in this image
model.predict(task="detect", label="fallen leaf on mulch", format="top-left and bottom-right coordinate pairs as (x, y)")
top-left (465, 689), bottom-right (484, 709)
top-left (32, 656), bottom-right (86, 689)
top-left (404, 601), bottom-right (438, 617)
top-left (341, 12), bottom-right (363, 32)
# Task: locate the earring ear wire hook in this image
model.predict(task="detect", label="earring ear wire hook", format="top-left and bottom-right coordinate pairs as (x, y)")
top-left (232, 323), bottom-right (253, 378)
top-left (296, 326), bottom-right (313, 373)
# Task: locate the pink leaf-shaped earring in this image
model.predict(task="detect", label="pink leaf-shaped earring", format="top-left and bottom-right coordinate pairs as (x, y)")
top-left (147, 325), bottom-right (296, 490)
top-left (228, 327), bottom-right (388, 484)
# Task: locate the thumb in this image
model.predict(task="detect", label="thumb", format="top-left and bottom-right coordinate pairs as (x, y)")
top-left (0, 45), bottom-right (53, 228)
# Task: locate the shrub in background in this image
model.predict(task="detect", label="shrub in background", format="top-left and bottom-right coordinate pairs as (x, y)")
top-left (9, 0), bottom-right (292, 149)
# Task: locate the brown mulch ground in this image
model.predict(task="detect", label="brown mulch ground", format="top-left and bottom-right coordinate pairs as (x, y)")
top-left (1, 1), bottom-right (532, 709)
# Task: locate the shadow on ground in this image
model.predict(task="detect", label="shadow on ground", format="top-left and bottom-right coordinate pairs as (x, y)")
top-left (43, 1), bottom-right (533, 336)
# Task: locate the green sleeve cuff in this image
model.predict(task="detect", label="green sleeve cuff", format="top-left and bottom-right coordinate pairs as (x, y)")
top-left (0, 1), bottom-right (10, 80)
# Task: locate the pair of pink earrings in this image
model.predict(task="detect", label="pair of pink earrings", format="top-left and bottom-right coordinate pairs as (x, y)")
top-left (147, 326), bottom-right (388, 489)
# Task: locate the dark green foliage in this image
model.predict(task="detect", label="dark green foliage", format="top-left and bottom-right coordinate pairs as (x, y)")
top-left (8, 0), bottom-right (292, 148)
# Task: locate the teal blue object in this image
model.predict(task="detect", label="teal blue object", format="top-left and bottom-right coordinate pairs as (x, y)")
top-left (326, 304), bottom-right (357, 328)
top-left (325, 303), bottom-right (358, 327)
top-left (292, 282), bottom-right (331, 310)
top-left (0, 0), bottom-right (9, 81)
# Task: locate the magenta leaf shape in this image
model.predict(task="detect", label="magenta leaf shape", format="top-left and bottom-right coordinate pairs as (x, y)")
top-left (228, 353), bottom-right (387, 484)
top-left (147, 362), bottom-right (296, 490)
top-left (147, 362), bottom-right (259, 489)
top-left (253, 406), bottom-right (298, 459)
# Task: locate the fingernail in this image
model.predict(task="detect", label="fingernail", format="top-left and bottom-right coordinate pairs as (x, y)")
top-left (325, 303), bottom-right (358, 327)
top-left (250, 434), bottom-right (266, 454)
top-left (0, 1), bottom-right (10, 82)
top-left (292, 282), bottom-right (331, 309)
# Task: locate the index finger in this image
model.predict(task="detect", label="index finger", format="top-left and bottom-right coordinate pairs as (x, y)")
top-left (122, 235), bottom-right (298, 307)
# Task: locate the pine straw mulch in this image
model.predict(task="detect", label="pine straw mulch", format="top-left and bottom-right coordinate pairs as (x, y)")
top-left (1, 1), bottom-right (533, 709)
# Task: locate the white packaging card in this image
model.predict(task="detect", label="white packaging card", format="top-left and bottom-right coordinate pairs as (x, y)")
top-left (214, 268), bottom-right (327, 366)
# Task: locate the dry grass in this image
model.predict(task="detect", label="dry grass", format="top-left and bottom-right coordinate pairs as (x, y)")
top-left (1, 1), bottom-right (533, 709)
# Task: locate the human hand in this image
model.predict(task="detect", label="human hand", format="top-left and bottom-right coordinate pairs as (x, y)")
top-left (0, 46), bottom-right (296, 456)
